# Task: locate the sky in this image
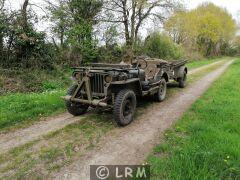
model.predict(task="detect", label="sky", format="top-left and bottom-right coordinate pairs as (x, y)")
top-left (8, 0), bottom-right (240, 18)
top-left (5, 0), bottom-right (240, 37)
top-left (185, 0), bottom-right (240, 20)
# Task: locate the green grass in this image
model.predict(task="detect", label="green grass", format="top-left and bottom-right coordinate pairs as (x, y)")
top-left (148, 60), bottom-right (240, 179)
top-left (187, 57), bottom-right (226, 69)
top-left (0, 90), bottom-right (65, 131)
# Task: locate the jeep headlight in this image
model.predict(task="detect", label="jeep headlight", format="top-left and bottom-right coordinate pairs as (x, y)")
top-left (104, 75), bottom-right (112, 83)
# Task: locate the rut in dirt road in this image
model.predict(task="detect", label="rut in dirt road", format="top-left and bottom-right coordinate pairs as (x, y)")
top-left (53, 60), bottom-right (233, 180)
top-left (0, 113), bottom-right (81, 153)
top-left (0, 60), bottom-right (227, 154)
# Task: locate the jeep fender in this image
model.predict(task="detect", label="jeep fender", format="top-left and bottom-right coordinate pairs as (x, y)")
top-left (110, 79), bottom-right (142, 96)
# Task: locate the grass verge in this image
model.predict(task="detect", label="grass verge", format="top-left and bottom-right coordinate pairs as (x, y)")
top-left (148, 59), bottom-right (240, 179)
top-left (0, 90), bottom-right (65, 131)
top-left (187, 57), bottom-right (228, 70)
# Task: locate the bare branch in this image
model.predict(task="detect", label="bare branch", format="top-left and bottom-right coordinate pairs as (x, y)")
top-left (0, 0), bottom-right (5, 10)
top-left (29, 3), bottom-right (48, 15)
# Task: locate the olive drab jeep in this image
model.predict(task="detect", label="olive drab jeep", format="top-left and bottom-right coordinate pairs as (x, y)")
top-left (62, 57), bottom-right (188, 126)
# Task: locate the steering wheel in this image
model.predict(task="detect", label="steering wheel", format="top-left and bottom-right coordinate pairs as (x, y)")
top-left (136, 59), bottom-right (148, 70)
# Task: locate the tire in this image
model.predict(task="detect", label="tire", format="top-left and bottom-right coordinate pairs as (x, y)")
top-left (178, 71), bottom-right (187, 88)
top-left (113, 89), bottom-right (137, 126)
top-left (65, 85), bottom-right (89, 116)
top-left (154, 78), bottom-right (167, 102)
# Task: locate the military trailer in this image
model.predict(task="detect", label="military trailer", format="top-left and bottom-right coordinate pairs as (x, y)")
top-left (62, 57), bottom-right (188, 126)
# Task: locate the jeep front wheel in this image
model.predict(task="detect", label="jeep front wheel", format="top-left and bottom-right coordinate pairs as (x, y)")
top-left (66, 85), bottom-right (89, 116)
top-left (113, 89), bottom-right (137, 126)
top-left (154, 78), bottom-right (167, 102)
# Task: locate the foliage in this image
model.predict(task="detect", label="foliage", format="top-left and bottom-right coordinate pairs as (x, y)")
top-left (231, 36), bottom-right (240, 56)
top-left (97, 44), bottom-right (123, 63)
top-left (165, 3), bottom-right (237, 57)
top-left (48, 0), bottom-right (103, 65)
top-left (148, 60), bottom-right (240, 179)
top-left (0, 1), bottom-right (55, 69)
top-left (103, 24), bottom-right (119, 47)
top-left (143, 32), bottom-right (183, 60)
top-left (0, 68), bottom-right (71, 94)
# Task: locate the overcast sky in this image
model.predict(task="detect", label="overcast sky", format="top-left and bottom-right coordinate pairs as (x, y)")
top-left (186, 0), bottom-right (240, 19)
top-left (9, 0), bottom-right (240, 17)
top-left (6, 0), bottom-right (240, 37)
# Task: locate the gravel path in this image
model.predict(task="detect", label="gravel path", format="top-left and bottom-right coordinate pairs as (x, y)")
top-left (52, 60), bottom-right (233, 180)
top-left (0, 59), bottom-right (229, 154)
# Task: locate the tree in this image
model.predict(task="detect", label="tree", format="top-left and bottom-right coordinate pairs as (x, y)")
top-left (165, 3), bottom-right (237, 56)
top-left (0, 0), bottom-right (6, 60)
top-left (47, 0), bottom-right (103, 64)
top-left (48, 0), bottom-right (70, 48)
top-left (144, 32), bottom-right (183, 59)
top-left (101, 0), bottom-right (180, 62)
top-left (0, 0), bottom-right (55, 69)
top-left (103, 24), bottom-right (118, 47)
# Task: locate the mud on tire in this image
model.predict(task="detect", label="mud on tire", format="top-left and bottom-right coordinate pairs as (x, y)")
top-left (66, 85), bottom-right (89, 116)
top-left (113, 89), bottom-right (137, 126)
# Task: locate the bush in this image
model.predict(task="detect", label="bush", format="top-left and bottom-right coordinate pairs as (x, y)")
top-left (144, 32), bottom-right (184, 60)
top-left (0, 68), bottom-right (71, 95)
top-left (97, 44), bottom-right (123, 63)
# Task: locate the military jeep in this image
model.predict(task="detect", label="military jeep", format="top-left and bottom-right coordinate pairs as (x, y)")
top-left (62, 57), bottom-right (187, 126)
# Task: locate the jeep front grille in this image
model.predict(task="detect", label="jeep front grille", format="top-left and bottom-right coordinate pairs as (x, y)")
top-left (90, 73), bottom-right (105, 94)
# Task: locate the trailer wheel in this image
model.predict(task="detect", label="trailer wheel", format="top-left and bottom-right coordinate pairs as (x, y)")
top-left (114, 89), bottom-right (137, 126)
top-left (65, 85), bottom-right (89, 116)
top-left (154, 78), bottom-right (167, 102)
top-left (178, 71), bottom-right (187, 88)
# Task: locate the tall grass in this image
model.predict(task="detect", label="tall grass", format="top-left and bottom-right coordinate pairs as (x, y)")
top-left (148, 60), bottom-right (240, 179)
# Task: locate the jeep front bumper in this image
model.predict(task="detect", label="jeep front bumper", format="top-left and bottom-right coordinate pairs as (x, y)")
top-left (62, 95), bottom-right (108, 107)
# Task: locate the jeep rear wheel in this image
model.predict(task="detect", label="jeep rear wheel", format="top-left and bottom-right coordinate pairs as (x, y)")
top-left (114, 89), bottom-right (137, 126)
top-left (178, 71), bottom-right (187, 88)
top-left (66, 85), bottom-right (89, 116)
top-left (154, 78), bottom-right (167, 102)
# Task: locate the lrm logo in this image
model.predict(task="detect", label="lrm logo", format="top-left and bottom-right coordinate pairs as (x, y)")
top-left (90, 165), bottom-right (150, 180)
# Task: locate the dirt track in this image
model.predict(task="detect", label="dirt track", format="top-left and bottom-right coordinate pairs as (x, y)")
top-left (0, 113), bottom-right (79, 153)
top-left (52, 60), bottom-right (233, 179)
top-left (0, 60), bottom-right (227, 154)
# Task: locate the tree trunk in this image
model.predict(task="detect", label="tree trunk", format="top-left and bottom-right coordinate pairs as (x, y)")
top-left (0, 34), bottom-right (3, 63)
top-left (121, 0), bottom-right (133, 64)
top-left (22, 0), bottom-right (29, 31)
